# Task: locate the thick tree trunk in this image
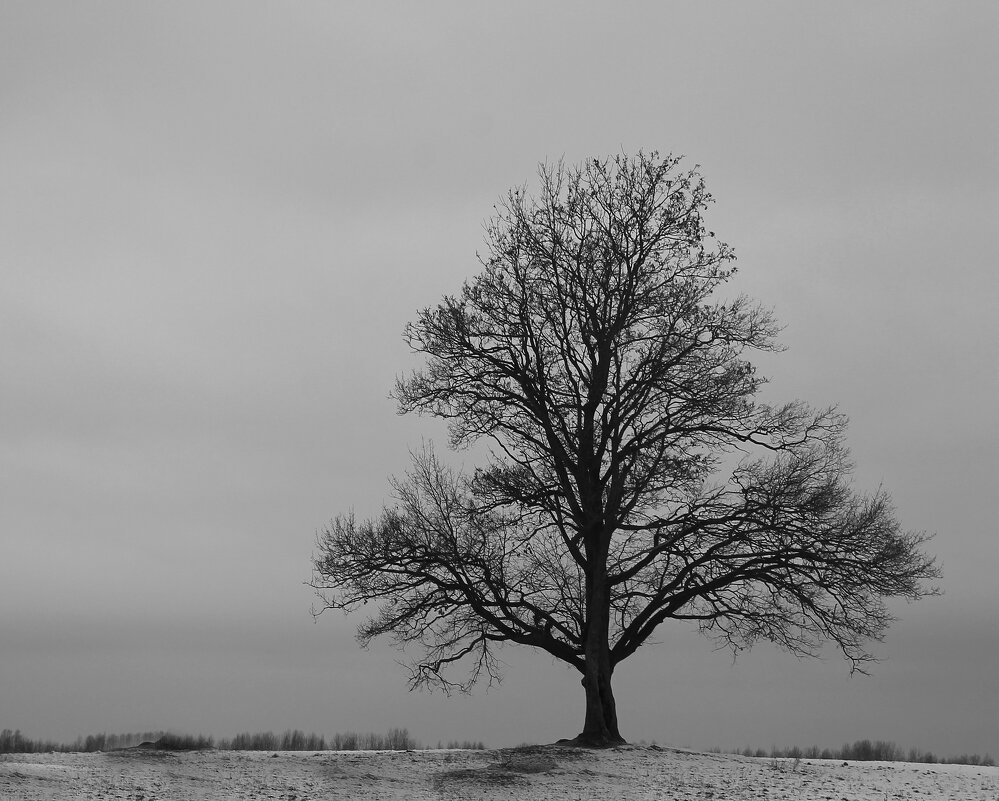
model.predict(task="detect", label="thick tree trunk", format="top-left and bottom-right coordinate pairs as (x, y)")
top-left (575, 552), bottom-right (626, 747)
top-left (577, 653), bottom-right (624, 746)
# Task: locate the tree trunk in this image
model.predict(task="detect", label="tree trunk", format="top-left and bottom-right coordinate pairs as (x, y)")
top-left (577, 653), bottom-right (624, 746)
top-left (576, 552), bottom-right (625, 747)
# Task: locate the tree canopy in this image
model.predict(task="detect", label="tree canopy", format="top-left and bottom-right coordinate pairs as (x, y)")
top-left (312, 152), bottom-right (939, 746)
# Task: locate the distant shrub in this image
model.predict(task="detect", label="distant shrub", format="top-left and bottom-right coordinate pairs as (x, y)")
top-left (907, 747), bottom-right (935, 763)
top-left (154, 733), bottom-right (215, 751)
top-left (386, 727), bottom-right (415, 750)
top-left (444, 740), bottom-right (486, 750)
top-left (224, 731), bottom-right (279, 751)
top-left (278, 730), bottom-right (327, 751)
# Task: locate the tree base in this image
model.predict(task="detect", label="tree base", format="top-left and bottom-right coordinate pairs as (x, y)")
top-left (556, 733), bottom-right (627, 749)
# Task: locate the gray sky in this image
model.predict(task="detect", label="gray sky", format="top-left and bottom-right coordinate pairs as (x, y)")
top-left (2, 2), bottom-right (997, 757)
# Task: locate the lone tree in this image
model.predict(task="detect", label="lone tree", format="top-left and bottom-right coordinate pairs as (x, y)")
top-left (312, 152), bottom-right (939, 747)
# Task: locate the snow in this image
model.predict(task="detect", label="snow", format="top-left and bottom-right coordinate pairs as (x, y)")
top-left (2, 745), bottom-right (997, 800)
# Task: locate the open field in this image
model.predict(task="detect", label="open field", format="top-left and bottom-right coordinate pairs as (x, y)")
top-left (2, 744), bottom-right (997, 800)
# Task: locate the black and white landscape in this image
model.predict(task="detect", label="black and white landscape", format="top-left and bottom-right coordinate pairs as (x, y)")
top-left (1, 4), bottom-right (996, 795)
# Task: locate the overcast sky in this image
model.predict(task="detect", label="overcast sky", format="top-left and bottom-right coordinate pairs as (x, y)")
top-left (2, 2), bottom-right (997, 757)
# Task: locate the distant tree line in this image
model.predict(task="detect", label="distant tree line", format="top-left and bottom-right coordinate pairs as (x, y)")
top-left (437, 739), bottom-right (487, 750)
top-left (0, 729), bottom-right (65, 754)
top-left (723, 739), bottom-right (994, 767)
top-left (0, 729), bottom-right (212, 753)
top-left (1, 727), bottom-right (485, 754)
top-left (217, 728), bottom-right (418, 752)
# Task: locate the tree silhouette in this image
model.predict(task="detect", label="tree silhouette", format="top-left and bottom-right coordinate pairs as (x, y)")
top-left (312, 152), bottom-right (939, 746)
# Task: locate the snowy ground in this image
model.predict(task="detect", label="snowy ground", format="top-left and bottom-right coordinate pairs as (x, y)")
top-left (2, 744), bottom-right (997, 800)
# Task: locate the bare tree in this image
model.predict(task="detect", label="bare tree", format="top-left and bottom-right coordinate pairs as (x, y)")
top-left (312, 152), bottom-right (939, 747)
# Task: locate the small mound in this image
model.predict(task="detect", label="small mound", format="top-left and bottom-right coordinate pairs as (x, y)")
top-left (433, 742), bottom-right (597, 791)
top-left (495, 753), bottom-right (559, 774)
top-left (112, 735), bottom-right (213, 755)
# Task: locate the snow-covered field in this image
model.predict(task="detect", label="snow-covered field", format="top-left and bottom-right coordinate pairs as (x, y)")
top-left (2, 744), bottom-right (997, 800)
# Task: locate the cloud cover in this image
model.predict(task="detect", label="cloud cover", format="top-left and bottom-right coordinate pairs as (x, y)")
top-left (2, 2), bottom-right (997, 756)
